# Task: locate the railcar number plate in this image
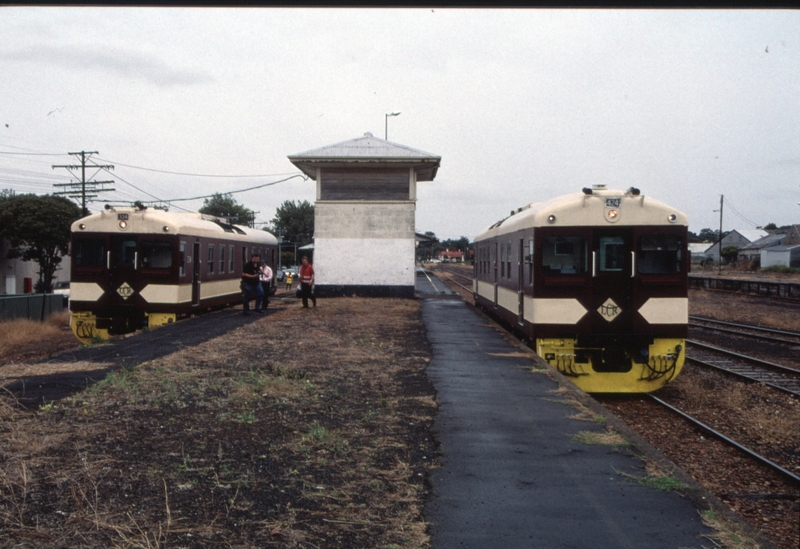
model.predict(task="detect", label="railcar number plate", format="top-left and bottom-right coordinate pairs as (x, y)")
top-left (605, 198), bottom-right (621, 208)
top-left (118, 213), bottom-right (129, 221)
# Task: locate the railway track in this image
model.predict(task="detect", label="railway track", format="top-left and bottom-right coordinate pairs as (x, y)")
top-left (686, 340), bottom-right (800, 396)
top-left (689, 315), bottom-right (800, 346)
top-left (647, 393), bottom-right (800, 487)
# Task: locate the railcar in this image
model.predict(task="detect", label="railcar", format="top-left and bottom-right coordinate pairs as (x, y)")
top-left (473, 185), bottom-right (688, 393)
top-left (68, 204), bottom-right (278, 343)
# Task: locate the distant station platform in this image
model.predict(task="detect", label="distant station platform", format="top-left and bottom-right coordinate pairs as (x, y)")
top-left (415, 267), bottom-right (457, 297)
top-left (417, 276), bottom-right (727, 548)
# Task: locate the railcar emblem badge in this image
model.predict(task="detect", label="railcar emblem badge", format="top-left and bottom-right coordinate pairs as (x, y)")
top-left (117, 282), bottom-right (134, 300)
top-left (598, 298), bottom-right (621, 321)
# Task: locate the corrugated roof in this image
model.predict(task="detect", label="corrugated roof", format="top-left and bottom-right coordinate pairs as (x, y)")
top-left (740, 233), bottom-right (784, 250)
top-left (289, 132), bottom-right (440, 160)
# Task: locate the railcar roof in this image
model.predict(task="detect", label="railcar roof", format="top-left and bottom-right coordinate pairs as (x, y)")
top-left (474, 187), bottom-right (688, 241)
top-left (71, 208), bottom-right (277, 244)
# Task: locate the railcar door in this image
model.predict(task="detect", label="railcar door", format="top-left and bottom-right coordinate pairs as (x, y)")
top-left (591, 229), bottom-right (634, 367)
top-left (192, 242), bottom-right (201, 306)
top-left (108, 235), bottom-right (139, 327)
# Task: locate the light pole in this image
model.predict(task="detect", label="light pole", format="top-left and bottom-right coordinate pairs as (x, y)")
top-left (385, 111), bottom-right (401, 140)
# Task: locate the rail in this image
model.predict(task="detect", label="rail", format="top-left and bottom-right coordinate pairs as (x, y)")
top-left (689, 275), bottom-right (800, 301)
top-left (647, 394), bottom-right (800, 486)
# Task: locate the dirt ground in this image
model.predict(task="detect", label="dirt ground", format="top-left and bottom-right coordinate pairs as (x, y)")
top-left (0, 297), bottom-right (437, 549)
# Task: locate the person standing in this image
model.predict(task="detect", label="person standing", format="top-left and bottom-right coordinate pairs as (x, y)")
top-left (258, 259), bottom-right (273, 310)
top-left (285, 271), bottom-right (293, 290)
top-left (241, 254), bottom-right (264, 315)
top-left (298, 255), bottom-right (316, 308)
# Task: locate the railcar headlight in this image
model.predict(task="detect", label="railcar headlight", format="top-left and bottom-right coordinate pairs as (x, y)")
top-left (78, 223), bottom-right (85, 230)
top-left (547, 215), bottom-right (556, 224)
top-left (118, 221), bottom-right (128, 230)
top-left (163, 226), bottom-right (170, 232)
top-left (668, 213), bottom-right (677, 223)
top-left (608, 210), bottom-right (618, 219)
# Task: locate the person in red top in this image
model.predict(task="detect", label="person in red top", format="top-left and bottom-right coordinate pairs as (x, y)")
top-left (298, 255), bottom-right (316, 308)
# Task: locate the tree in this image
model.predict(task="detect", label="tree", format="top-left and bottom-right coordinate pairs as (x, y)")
top-left (270, 200), bottom-right (314, 246)
top-left (0, 194), bottom-right (82, 293)
top-left (199, 193), bottom-right (255, 227)
top-left (721, 245), bottom-right (739, 264)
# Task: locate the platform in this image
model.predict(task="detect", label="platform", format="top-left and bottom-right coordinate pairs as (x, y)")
top-left (420, 297), bottom-right (718, 549)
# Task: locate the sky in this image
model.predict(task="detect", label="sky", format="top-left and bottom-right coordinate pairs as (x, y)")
top-left (1, 7), bottom-right (799, 241)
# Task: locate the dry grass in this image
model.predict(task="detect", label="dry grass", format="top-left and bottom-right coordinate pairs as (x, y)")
top-left (689, 289), bottom-right (800, 332)
top-left (0, 311), bottom-right (70, 355)
top-left (0, 297), bottom-right (436, 549)
top-left (674, 369), bottom-right (800, 450)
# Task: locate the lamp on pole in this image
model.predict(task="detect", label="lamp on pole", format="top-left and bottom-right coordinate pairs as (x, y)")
top-left (385, 111), bottom-right (401, 140)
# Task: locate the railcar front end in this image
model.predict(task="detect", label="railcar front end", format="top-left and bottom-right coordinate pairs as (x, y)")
top-left (473, 185), bottom-right (688, 393)
top-left (69, 206), bottom-right (277, 343)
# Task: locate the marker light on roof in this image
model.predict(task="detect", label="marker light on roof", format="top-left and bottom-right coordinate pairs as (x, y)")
top-left (668, 214), bottom-right (678, 223)
top-left (547, 215), bottom-right (556, 224)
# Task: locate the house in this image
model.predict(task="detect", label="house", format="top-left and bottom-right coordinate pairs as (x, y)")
top-left (288, 132), bottom-right (441, 297)
top-left (761, 224), bottom-right (800, 268)
top-left (703, 229), bottom-right (768, 263)
top-left (1, 238), bottom-right (71, 294)
top-left (437, 249), bottom-right (463, 263)
top-left (738, 233), bottom-right (786, 264)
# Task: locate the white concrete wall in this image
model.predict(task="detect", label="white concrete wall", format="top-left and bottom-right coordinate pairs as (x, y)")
top-left (314, 201), bottom-right (416, 287)
top-left (315, 237), bottom-right (415, 286)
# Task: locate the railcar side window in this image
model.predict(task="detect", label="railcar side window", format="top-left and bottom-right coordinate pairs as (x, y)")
top-left (208, 245), bottom-right (215, 274)
top-left (506, 241), bottom-right (512, 279)
top-left (117, 240), bottom-right (137, 266)
top-left (219, 245), bottom-right (226, 273)
top-left (638, 235), bottom-right (682, 274)
top-left (229, 245), bottom-right (235, 272)
top-left (599, 237), bottom-right (625, 272)
top-left (74, 238), bottom-right (106, 267)
top-left (179, 242), bottom-right (186, 276)
top-left (542, 236), bottom-right (587, 275)
top-left (140, 241), bottom-right (173, 269)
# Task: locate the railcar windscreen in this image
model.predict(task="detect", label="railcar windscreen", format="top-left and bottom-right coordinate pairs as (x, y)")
top-left (542, 236), bottom-right (587, 275)
top-left (117, 240), bottom-right (137, 266)
top-left (637, 234), bottom-right (682, 274)
top-left (140, 241), bottom-right (173, 269)
top-left (599, 237), bottom-right (625, 272)
top-left (74, 238), bottom-right (106, 268)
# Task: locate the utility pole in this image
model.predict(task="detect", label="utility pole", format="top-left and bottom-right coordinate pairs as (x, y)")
top-left (717, 194), bottom-right (724, 275)
top-left (52, 151), bottom-right (115, 215)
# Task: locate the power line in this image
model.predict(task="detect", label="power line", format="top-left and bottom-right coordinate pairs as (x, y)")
top-left (95, 156), bottom-right (301, 179)
top-left (52, 151), bottom-right (115, 215)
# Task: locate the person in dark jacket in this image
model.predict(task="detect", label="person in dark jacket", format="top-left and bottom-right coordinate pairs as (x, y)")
top-left (241, 254), bottom-right (264, 314)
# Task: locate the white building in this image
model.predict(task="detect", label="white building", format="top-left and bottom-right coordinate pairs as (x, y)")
top-left (288, 133), bottom-right (441, 297)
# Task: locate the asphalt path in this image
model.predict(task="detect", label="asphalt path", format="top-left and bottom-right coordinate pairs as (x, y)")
top-left (6, 306), bottom-right (268, 407)
top-left (422, 298), bottom-right (715, 549)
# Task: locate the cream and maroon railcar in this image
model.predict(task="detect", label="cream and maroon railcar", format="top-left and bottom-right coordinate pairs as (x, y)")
top-left (69, 205), bottom-right (278, 343)
top-left (473, 185), bottom-right (688, 393)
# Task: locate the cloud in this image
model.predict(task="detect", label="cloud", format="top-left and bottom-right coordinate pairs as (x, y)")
top-left (0, 44), bottom-right (213, 87)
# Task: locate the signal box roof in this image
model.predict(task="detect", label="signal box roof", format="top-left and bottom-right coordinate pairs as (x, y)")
top-left (288, 132), bottom-right (441, 181)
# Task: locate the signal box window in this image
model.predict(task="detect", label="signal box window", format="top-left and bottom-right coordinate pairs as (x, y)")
top-left (599, 237), bottom-right (625, 272)
top-left (638, 234), bottom-right (682, 274)
top-left (140, 241), bottom-right (173, 269)
top-left (542, 236), bottom-right (587, 275)
top-left (117, 240), bottom-right (136, 266)
top-left (74, 238), bottom-right (106, 268)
